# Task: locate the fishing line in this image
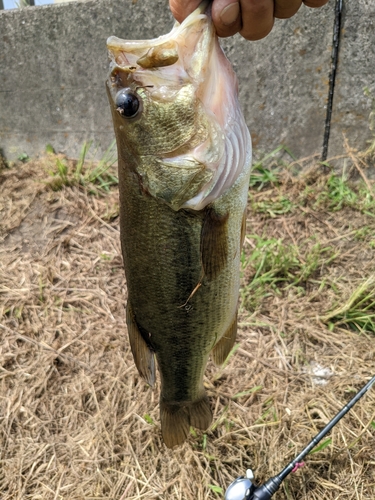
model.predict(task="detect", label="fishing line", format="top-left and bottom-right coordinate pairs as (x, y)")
top-left (321, 0), bottom-right (344, 162)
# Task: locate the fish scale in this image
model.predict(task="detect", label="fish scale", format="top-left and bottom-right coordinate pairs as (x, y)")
top-left (106, 1), bottom-right (252, 447)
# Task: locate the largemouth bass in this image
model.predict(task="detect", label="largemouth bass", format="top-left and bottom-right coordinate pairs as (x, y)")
top-left (106, 1), bottom-right (252, 448)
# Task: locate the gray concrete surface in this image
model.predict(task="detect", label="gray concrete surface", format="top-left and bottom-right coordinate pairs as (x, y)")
top-left (0, 0), bottom-right (374, 162)
top-left (328, 0), bottom-right (375, 158)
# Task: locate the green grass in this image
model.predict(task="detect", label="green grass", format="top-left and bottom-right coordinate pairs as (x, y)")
top-left (310, 171), bottom-right (375, 215)
top-left (18, 153), bottom-right (29, 163)
top-left (240, 235), bottom-right (338, 311)
top-left (143, 414), bottom-right (155, 425)
top-left (249, 144), bottom-right (296, 190)
top-left (309, 437), bottom-right (332, 455)
top-left (207, 484), bottom-right (224, 496)
top-left (321, 277), bottom-right (375, 335)
top-left (48, 140), bottom-right (117, 193)
top-left (232, 385), bottom-right (263, 400)
top-left (251, 196), bottom-right (294, 217)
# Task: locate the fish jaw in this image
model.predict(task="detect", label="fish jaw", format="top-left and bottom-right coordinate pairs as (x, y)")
top-left (106, 3), bottom-right (251, 211)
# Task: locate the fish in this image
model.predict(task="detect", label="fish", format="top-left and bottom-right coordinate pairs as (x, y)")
top-left (106, 0), bottom-right (252, 448)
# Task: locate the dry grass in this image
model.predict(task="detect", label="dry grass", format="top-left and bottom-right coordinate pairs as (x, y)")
top-left (0, 148), bottom-right (375, 500)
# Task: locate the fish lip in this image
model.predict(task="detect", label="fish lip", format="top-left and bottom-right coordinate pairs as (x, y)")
top-left (106, 0), bottom-right (215, 118)
top-left (106, 0), bottom-right (213, 76)
top-left (106, 0), bottom-right (211, 54)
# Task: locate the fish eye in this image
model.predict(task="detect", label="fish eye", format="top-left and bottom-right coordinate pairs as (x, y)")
top-left (115, 89), bottom-right (141, 118)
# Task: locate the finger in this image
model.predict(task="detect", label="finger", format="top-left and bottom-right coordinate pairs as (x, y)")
top-left (239, 0), bottom-right (274, 41)
top-left (303, 0), bottom-right (330, 7)
top-left (169, 0), bottom-right (201, 23)
top-left (212, 0), bottom-right (242, 38)
top-left (274, 0), bottom-right (302, 19)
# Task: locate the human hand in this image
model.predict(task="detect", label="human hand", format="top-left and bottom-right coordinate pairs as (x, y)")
top-left (169, 0), bottom-right (330, 40)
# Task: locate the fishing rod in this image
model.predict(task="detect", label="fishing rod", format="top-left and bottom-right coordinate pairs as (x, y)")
top-left (224, 374), bottom-right (375, 500)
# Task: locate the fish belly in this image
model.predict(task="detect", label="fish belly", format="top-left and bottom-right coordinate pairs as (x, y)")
top-left (119, 155), bottom-right (251, 447)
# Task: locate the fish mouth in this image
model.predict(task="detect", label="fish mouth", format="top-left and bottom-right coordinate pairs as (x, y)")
top-left (106, 1), bottom-right (251, 211)
top-left (106, 0), bottom-right (215, 96)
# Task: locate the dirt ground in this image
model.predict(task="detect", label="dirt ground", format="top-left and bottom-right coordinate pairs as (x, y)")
top-left (0, 146), bottom-right (374, 500)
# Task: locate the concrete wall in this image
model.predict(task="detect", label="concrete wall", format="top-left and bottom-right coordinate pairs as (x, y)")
top-left (0, 0), bottom-right (374, 162)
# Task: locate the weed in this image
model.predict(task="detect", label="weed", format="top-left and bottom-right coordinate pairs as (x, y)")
top-left (241, 236), bottom-right (338, 311)
top-left (45, 144), bottom-right (55, 155)
top-left (309, 437), bottom-right (332, 454)
top-left (47, 140), bottom-right (117, 194)
top-left (317, 172), bottom-right (358, 211)
top-left (321, 276), bottom-right (375, 334)
top-left (313, 170), bottom-right (375, 214)
top-left (240, 236), bottom-right (298, 309)
top-left (295, 243), bottom-right (337, 284)
top-left (249, 144), bottom-right (296, 190)
top-left (232, 385), bottom-right (263, 400)
top-left (202, 433), bottom-right (207, 450)
top-left (18, 153), bottom-right (29, 163)
top-left (251, 196), bottom-right (294, 217)
top-left (249, 165), bottom-right (279, 190)
top-left (83, 141), bottom-right (118, 193)
top-left (354, 226), bottom-right (371, 241)
top-left (143, 414), bottom-right (155, 425)
top-left (208, 484), bottom-right (223, 495)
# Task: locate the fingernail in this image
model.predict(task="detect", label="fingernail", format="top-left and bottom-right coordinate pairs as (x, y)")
top-left (220, 2), bottom-right (240, 26)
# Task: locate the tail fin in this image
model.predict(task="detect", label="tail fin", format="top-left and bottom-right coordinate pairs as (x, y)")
top-left (160, 395), bottom-right (213, 448)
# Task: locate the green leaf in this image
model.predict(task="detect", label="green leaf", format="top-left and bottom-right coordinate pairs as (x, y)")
top-left (143, 414), bottom-right (154, 425)
top-left (18, 153), bottom-right (29, 162)
top-left (233, 385), bottom-right (263, 399)
top-left (208, 484), bottom-right (224, 494)
top-left (309, 438), bottom-right (332, 454)
top-left (45, 144), bottom-right (55, 154)
top-left (202, 433), bottom-right (207, 450)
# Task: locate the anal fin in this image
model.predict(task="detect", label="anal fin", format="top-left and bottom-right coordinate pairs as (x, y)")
top-left (211, 312), bottom-right (237, 366)
top-left (201, 207), bottom-right (229, 281)
top-left (126, 302), bottom-right (155, 386)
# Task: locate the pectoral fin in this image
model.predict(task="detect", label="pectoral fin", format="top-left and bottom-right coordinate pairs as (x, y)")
top-left (201, 207), bottom-right (229, 281)
top-left (138, 156), bottom-right (212, 210)
top-left (126, 302), bottom-right (155, 386)
top-left (211, 312), bottom-right (237, 366)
